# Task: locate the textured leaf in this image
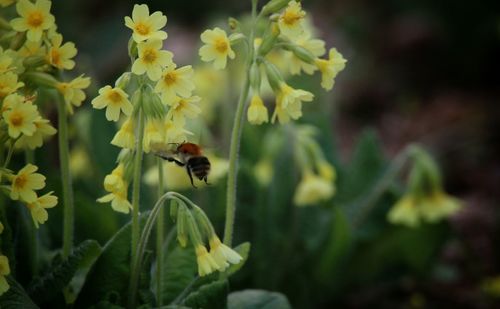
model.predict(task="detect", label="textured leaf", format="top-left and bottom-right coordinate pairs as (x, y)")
top-left (225, 242), bottom-right (251, 276)
top-left (227, 290), bottom-right (291, 309)
top-left (27, 239), bottom-right (101, 304)
top-left (184, 279), bottom-right (228, 309)
top-left (0, 277), bottom-right (38, 309)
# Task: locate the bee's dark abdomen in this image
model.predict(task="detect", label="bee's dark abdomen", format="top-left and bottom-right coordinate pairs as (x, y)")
top-left (188, 156), bottom-right (211, 180)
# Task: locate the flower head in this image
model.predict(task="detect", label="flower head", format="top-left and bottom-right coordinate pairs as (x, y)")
top-left (124, 4), bottom-right (167, 43)
top-left (0, 255), bottom-right (10, 296)
top-left (92, 85), bottom-right (133, 121)
top-left (199, 27), bottom-right (235, 70)
top-left (132, 40), bottom-right (173, 81)
top-left (16, 116), bottom-right (57, 149)
top-left (46, 33), bottom-right (77, 70)
top-left (111, 117), bottom-right (135, 149)
top-left (195, 244), bottom-right (220, 276)
top-left (209, 236), bottom-right (243, 271)
top-left (315, 48), bottom-right (346, 91)
top-left (97, 191), bottom-right (132, 214)
top-left (286, 33), bottom-right (326, 75)
top-left (2, 95), bottom-right (39, 138)
top-left (26, 191), bottom-right (57, 228)
top-left (278, 1), bottom-right (306, 39)
top-left (0, 72), bottom-right (24, 99)
top-left (155, 64), bottom-right (195, 103)
top-left (98, 164), bottom-right (132, 214)
top-left (10, 163), bottom-right (46, 203)
top-left (293, 171), bottom-right (334, 206)
top-left (57, 75), bottom-right (91, 113)
top-left (271, 83), bottom-right (313, 124)
top-left (247, 94), bottom-right (269, 125)
top-left (10, 0), bottom-right (55, 42)
top-left (166, 95), bottom-right (201, 125)
top-left (143, 118), bottom-right (164, 153)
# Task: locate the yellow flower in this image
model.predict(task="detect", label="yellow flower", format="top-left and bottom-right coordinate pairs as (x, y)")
top-left (26, 191), bottom-right (57, 228)
top-left (420, 192), bottom-right (461, 223)
top-left (69, 145), bottom-right (92, 179)
top-left (387, 195), bottom-right (420, 228)
top-left (0, 255), bottom-right (10, 296)
top-left (10, 0), bottom-right (55, 42)
top-left (111, 117), bottom-right (135, 149)
top-left (247, 94), bottom-right (269, 125)
top-left (18, 39), bottom-right (43, 57)
top-left (317, 160), bottom-right (336, 182)
top-left (2, 96), bottom-right (38, 138)
top-left (286, 33), bottom-right (326, 75)
top-left (254, 159), bottom-right (273, 186)
top-left (315, 48), bottom-right (347, 91)
top-left (57, 75), bottom-right (91, 113)
top-left (209, 236), bottom-right (242, 271)
top-left (199, 27), bottom-right (235, 70)
top-left (0, 49), bottom-right (13, 74)
top-left (91, 85), bottom-right (133, 122)
top-left (155, 64), bottom-right (195, 103)
top-left (97, 191), bottom-right (132, 214)
top-left (46, 33), bottom-right (77, 70)
top-left (16, 116), bottom-right (57, 149)
top-left (143, 118), bottom-right (164, 153)
top-left (195, 244), bottom-right (220, 276)
top-left (124, 4), bottom-right (167, 43)
top-left (98, 164), bottom-right (132, 214)
top-left (278, 1), bottom-right (306, 39)
top-left (163, 119), bottom-right (192, 144)
top-left (293, 171), bottom-right (334, 206)
top-left (166, 95), bottom-right (201, 125)
top-left (132, 40), bottom-right (173, 81)
top-left (0, 72), bottom-right (24, 99)
top-left (271, 83), bottom-right (313, 124)
top-left (10, 163), bottom-right (46, 203)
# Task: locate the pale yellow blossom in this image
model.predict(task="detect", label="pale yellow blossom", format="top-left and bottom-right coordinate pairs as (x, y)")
top-left (91, 85), bottom-right (133, 121)
top-left (10, 0), bottom-right (55, 42)
top-left (132, 39), bottom-right (173, 81)
top-left (124, 4), bottom-right (167, 43)
top-left (199, 27), bottom-right (235, 69)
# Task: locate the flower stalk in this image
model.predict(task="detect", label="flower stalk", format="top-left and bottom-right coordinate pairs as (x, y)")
top-left (156, 158), bottom-right (165, 305)
top-left (131, 107), bottom-right (145, 268)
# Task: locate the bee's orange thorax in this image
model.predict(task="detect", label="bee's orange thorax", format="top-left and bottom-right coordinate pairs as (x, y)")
top-left (177, 143), bottom-right (202, 156)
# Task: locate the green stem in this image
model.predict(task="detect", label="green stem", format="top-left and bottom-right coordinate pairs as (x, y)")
top-left (56, 93), bottom-right (74, 258)
top-left (2, 138), bottom-right (18, 168)
top-left (156, 158), bottom-right (165, 306)
top-left (131, 108), bottom-right (145, 269)
top-left (223, 0), bottom-right (259, 247)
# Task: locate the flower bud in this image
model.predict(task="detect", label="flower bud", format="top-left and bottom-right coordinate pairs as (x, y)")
top-left (141, 86), bottom-right (166, 120)
top-left (261, 0), bottom-right (291, 15)
top-left (170, 200), bottom-right (178, 221)
top-left (9, 32), bottom-right (25, 50)
top-left (23, 72), bottom-right (58, 88)
top-left (127, 37), bottom-right (137, 59)
top-left (117, 149), bottom-right (135, 181)
top-left (249, 62), bottom-right (261, 92)
top-left (263, 60), bottom-right (284, 92)
top-left (176, 203), bottom-right (188, 247)
top-left (23, 56), bottom-right (47, 69)
top-left (185, 208), bottom-right (204, 247)
top-left (258, 23), bottom-right (280, 57)
top-left (115, 72), bottom-right (132, 90)
top-left (286, 43), bottom-right (316, 64)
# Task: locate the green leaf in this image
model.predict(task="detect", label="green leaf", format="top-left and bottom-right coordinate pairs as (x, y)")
top-left (227, 290), bottom-right (291, 309)
top-left (183, 279), bottom-right (228, 309)
top-left (0, 276), bottom-right (38, 309)
top-left (75, 214), bottom-right (148, 308)
top-left (27, 239), bottom-right (101, 304)
top-left (225, 242), bottom-right (251, 276)
top-left (155, 244), bottom-right (196, 305)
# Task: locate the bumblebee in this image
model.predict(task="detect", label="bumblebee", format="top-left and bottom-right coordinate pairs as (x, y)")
top-left (154, 142), bottom-right (211, 188)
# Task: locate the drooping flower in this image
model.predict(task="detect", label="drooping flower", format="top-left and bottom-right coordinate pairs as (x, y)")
top-left (26, 191), bottom-right (57, 228)
top-left (0, 72), bottom-right (24, 99)
top-left (9, 163), bottom-right (46, 203)
top-left (131, 39), bottom-right (173, 81)
top-left (293, 171), bottom-right (334, 206)
top-left (2, 96), bottom-right (38, 138)
top-left (247, 94), bottom-right (269, 125)
top-left (419, 191), bottom-right (462, 223)
top-left (16, 116), bottom-right (57, 149)
top-left (316, 160), bottom-right (336, 182)
top-left (91, 85), bottom-right (133, 122)
top-left (97, 190), bottom-right (132, 214)
top-left (209, 236), bottom-right (242, 271)
top-left (46, 33), bottom-right (77, 70)
top-left (0, 255), bottom-right (10, 296)
top-left (254, 159), bottom-right (273, 186)
top-left (286, 32), bottom-right (326, 75)
top-left (155, 64), bottom-right (195, 103)
top-left (271, 83), bottom-right (314, 124)
top-left (98, 164), bottom-right (132, 214)
top-left (10, 0), bottom-right (55, 42)
top-left (199, 27), bottom-right (235, 70)
top-left (315, 48), bottom-right (347, 91)
top-left (111, 117), bottom-right (135, 149)
top-left (166, 95), bottom-right (201, 125)
top-left (278, 1), bottom-right (306, 39)
top-left (195, 244), bottom-right (220, 276)
top-left (57, 75), bottom-right (91, 113)
top-left (124, 4), bottom-right (167, 43)
top-left (387, 195), bottom-right (421, 228)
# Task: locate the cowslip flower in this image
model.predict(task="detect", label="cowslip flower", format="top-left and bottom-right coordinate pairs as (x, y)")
top-left (420, 192), bottom-right (462, 223)
top-left (163, 119), bottom-right (192, 144)
top-left (315, 48), bottom-right (347, 91)
top-left (316, 160), bottom-right (336, 182)
top-left (254, 159), bottom-right (273, 186)
top-left (271, 83), bottom-right (313, 124)
top-left (0, 255), bottom-right (10, 296)
top-left (111, 117), bottom-right (135, 149)
top-left (278, 1), bottom-right (306, 39)
top-left (9, 163), bottom-right (46, 203)
top-left (387, 194), bottom-right (420, 228)
top-left (209, 236), bottom-right (242, 271)
top-left (132, 39), bottom-right (173, 81)
top-left (16, 116), bottom-right (57, 149)
top-left (293, 171), bottom-right (334, 206)
top-left (91, 85), bottom-right (133, 121)
top-left (286, 33), bottom-right (326, 75)
top-left (166, 95), bottom-right (201, 125)
top-left (124, 4), bottom-right (167, 43)
top-left (10, 0), bottom-right (55, 42)
top-left (195, 244), bottom-right (220, 276)
top-left (97, 190), bottom-right (132, 214)
top-left (247, 94), bottom-right (269, 125)
top-left (18, 39), bottom-right (43, 58)
top-left (103, 164), bottom-right (126, 193)
top-left (0, 49), bottom-right (13, 74)
top-left (199, 27), bottom-right (235, 70)
top-left (2, 97), bottom-right (38, 138)
top-left (143, 118), bottom-right (164, 153)
top-left (154, 64), bottom-right (195, 103)
top-left (26, 191), bottom-right (57, 228)
top-left (0, 72), bottom-right (24, 98)
top-left (57, 75), bottom-right (91, 113)
top-left (46, 33), bottom-right (77, 70)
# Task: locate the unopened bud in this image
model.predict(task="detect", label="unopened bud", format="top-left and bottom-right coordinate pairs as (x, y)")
top-left (228, 17), bottom-right (241, 32)
top-left (263, 60), bottom-right (284, 92)
top-left (127, 37), bottom-right (137, 60)
top-left (23, 56), bottom-right (47, 69)
top-left (176, 204), bottom-right (188, 247)
top-left (141, 86), bottom-right (166, 119)
top-left (10, 32), bottom-right (26, 50)
top-left (115, 72), bottom-right (131, 90)
top-left (261, 0), bottom-right (291, 15)
top-left (23, 72), bottom-right (58, 88)
top-left (287, 44), bottom-right (316, 64)
top-left (258, 23), bottom-right (280, 56)
top-left (249, 62), bottom-right (261, 92)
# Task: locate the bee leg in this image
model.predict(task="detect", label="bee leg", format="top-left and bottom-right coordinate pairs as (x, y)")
top-left (203, 176), bottom-right (211, 186)
top-left (186, 167), bottom-right (197, 188)
top-left (163, 157), bottom-right (185, 167)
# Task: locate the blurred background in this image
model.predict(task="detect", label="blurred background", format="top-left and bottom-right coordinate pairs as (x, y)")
top-left (18, 0), bottom-right (500, 307)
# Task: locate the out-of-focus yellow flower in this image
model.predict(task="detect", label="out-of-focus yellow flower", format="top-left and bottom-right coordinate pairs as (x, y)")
top-left (132, 39), bottom-right (173, 81)
top-left (286, 33), bottom-right (325, 75)
top-left (26, 191), bottom-right (57, 228)
top-left (10, 0), bottom-right (55, 42)
top-left (18, 39), bottom-right (43, 57)
top-left (98, 164), bottom-right (132, 214)
top-left (195, 244), bottom-right (220, 276)
top-left (16, 116), bottom-right (57, 149)
top-left (271, 83), bottom-right (313, 124)
top-left (0, 49), bottom-right (13, 74)
top-left (482, 276), bottom-right (500, 297)
top-left (247, 94), bottom-right (269, 125)
top-left (143, 118), bottom-right (164, 153)
top-left (91, 85), bottom-right (133, 122)
top-left (103, 164), bottom-right (126, 192)
top-left (46, 33), bottom-right (77, 70)
top-left (293, 171), bottom-right (334, 206)
top-left (315, 48), bottom-right (346, 91)
top-left (9, 163), bottom-right (45, 203)
top-left (0, 72), bottom-right (24, 99)
top-left (155, 64), bottom-right (195, 103)
top-left (194, 65), bottom-right (228, 123)
top-left (69, 145), bottom-right (91, 179)
top-left (2, 97), bottom-right (38, 138)
top-left (57, 75), bottom-right (91, 113)
top-left (0, 0), bottom-right (16, 8)
top-left (420, 191), bottom-right (462, 223)
top-left (111, 117), bottom-right (135, 149)
top-left (209, 236), bottom-right (242, 271)
top-left (163, 119), bottom-right (192, 143)
top-left (97, 190), bottom-right (132, 214)
top-left (166, 95), bottom-right (201, 125)
top-left (124, 4), bottom-right (167, 43)
top-left (0, 255), bottom-right (10, 296)
top-left (387, 194), bottom-right (420, 228)
top-left (199, 27), bottom-right (235, 70)
top-left (278, 1), bottom-right (306, 39)
top-left (254, 159), bottom-right (273, 186)
top-left (317, 160), bottom-right (336, 182)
